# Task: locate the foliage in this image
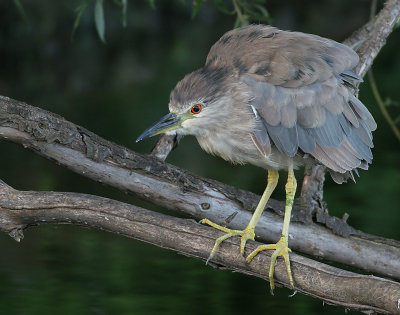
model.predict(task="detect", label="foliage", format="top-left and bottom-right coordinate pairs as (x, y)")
top-left (12, 0), bottom-right (399, 141)
top-left (71, 0), bottom-right (129, 42)
top-left (369, 0), bottom-right (400, 143)
top-left (3, 1), bottom-right (400, 313)
top-left (68, 0), bottom-right (272, 42)
top-left (194, 0), bottom-right (272, 27)
top-left (12, 0), bottom-right (29, 24)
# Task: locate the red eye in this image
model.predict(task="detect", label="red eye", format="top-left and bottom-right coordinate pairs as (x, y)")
top-left (191, 104), bottom-right (202, 114)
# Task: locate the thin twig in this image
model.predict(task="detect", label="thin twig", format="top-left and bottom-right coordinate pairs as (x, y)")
top-left (232, 0), bottom-right (247, 26)
top-left (302, 0), bottom-right (400, 205)
top-left (367, 0), bottom-right (400, 143)
top-left (368, 70), bottom-right (400, 142)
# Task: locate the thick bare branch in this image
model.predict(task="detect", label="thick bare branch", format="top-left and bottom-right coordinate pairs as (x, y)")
top-left (300, 0), bottom-right (400, 211)
top-left (0, 180), bottom-right (399, 314)
top-left (1, 96), bottom-right (400, 284)
top-left (344, 0), bottom-right (400, 78)
top-left (154, 0), bottom-right (400, 207)
top-left (0, 4), bottom-right (399, 310)
top-left (150, 134), bottom-right (180, 161)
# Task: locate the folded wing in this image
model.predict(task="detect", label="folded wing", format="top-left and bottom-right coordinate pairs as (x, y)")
top-left (207, 25), bottom-right (376, 183)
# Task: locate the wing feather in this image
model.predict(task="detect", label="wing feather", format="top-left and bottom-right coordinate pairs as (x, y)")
top-left (250, 107), bottom-right (271, 157)
top-left (297, 125), bottom-right (316, 153)
top-left (307, 111), bottom-right (345, 147)
top-left (264, 123), bottom-right (298, 157)
top-left (208, 25), bottom-right (376, 177)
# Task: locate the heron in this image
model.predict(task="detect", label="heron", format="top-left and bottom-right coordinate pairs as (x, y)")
top-left (136, 25), bottom-right (376, 291)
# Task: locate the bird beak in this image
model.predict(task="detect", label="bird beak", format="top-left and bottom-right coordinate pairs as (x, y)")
top-left (136, 112), bottom-right (182, 142)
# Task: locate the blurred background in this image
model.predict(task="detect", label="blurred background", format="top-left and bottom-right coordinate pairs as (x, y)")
top-left (0, 0), bottom-right (399, 314)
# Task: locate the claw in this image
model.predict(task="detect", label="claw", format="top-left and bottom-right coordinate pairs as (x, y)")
top-left (201, 218), bottom-right (255, 260)
top-left (246, 235), bottom-right (293, 292)
top-left (200, 168), bottom-right (296, 293)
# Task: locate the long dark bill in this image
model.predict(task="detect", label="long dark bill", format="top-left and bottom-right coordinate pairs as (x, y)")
top-left (136, 112), bottom-right (181, 142)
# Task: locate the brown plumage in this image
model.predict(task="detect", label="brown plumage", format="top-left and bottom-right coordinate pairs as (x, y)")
top-left (137, 24), bottom-right (376, 291)
top-left (168, 25), bottom-right (376, 183)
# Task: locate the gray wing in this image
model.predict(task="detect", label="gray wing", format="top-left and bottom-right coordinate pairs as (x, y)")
top-left (206, 25), bottom-right (359, 88)
top-left (208, 25), bottom-right (376, 181)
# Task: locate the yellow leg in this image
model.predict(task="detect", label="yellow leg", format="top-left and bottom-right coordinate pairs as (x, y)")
top-left (201, 170), bottom-right (279, 261)
top-left (246, 165), bottom-right (296, 292)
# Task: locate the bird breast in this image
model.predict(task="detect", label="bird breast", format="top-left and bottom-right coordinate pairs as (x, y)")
top-left (194, 102), bottom-right (302, 171)
top-left (196, 129), bottom-right (303, 171)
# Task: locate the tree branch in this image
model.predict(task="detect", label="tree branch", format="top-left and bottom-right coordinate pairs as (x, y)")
top-left (300, 0), bottom-right (400, 212)
top-left (1, 96), bottom-right (400, 284)
top-left (0, 179), bottom-right (399, 314)
top-left (344, 0), bottom-right (400, 78)
top-left (152, 0), bottom-right (400, 214)
top-left (0, 2), bottom-right (399, 312)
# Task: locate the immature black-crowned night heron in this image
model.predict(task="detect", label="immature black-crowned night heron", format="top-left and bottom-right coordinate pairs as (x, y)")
top-left (136, 25), bottom-right (376, 291)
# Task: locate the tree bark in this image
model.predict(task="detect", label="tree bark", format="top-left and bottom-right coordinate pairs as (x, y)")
top-left (1, 95), bottom-right (400, 290)
top-left (0, 0), bottom-right (399, 313)
top-left (343, 0), bottom-right (400, 78)
top-left (300, 0), bottom-right (400, 212)
top-left (1, 180), bottom-right (399, 314)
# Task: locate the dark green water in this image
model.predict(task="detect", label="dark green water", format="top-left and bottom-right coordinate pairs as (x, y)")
top-left (1, 1), bottom-right (399, 314)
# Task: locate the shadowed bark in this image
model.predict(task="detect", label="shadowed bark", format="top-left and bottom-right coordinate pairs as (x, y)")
top-left (0, 0), bottom-right (400, 313)
top-left (1, 95), bottom-right (400, 313)
top-left (1, 180), bottom-right (400, 314)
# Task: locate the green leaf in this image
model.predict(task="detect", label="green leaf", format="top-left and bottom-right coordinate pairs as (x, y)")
top-left (254, 4), bottom-right (270, 18)
top-left (121, 0), bottom-right (128, 27)
top-left (214, 0), bottom-right (232, 15)
top-left (71, 0), bottom-right (91, 41)
top-left (234, 16), bottom-right (241, 28)
top-left (192, 0), bottom-right (204, 18)
top-left (253, 4), bottom-right (271, 23)
top-left (12, 0), bottom-right (29, 24)
top-left (94, 0), bottom-right (106, 43)
top-left (148, 0), bottom-right (156, 9)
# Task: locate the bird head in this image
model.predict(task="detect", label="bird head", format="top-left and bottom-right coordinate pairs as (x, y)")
top-left (136, 67), bottom-right (232, 142)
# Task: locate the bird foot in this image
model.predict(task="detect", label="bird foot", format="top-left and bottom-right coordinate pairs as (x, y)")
top-left (246, 235), bottom-right (293, 293)
top-left (200, 218), bottom-right (255, 262)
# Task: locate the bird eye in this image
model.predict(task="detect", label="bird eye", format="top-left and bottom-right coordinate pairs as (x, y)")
top-left (191, 104), bottom-right (202, 114)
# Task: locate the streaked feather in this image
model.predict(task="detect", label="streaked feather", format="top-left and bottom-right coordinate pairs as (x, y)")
top-left (169, 25), bottom-right (376, 182)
